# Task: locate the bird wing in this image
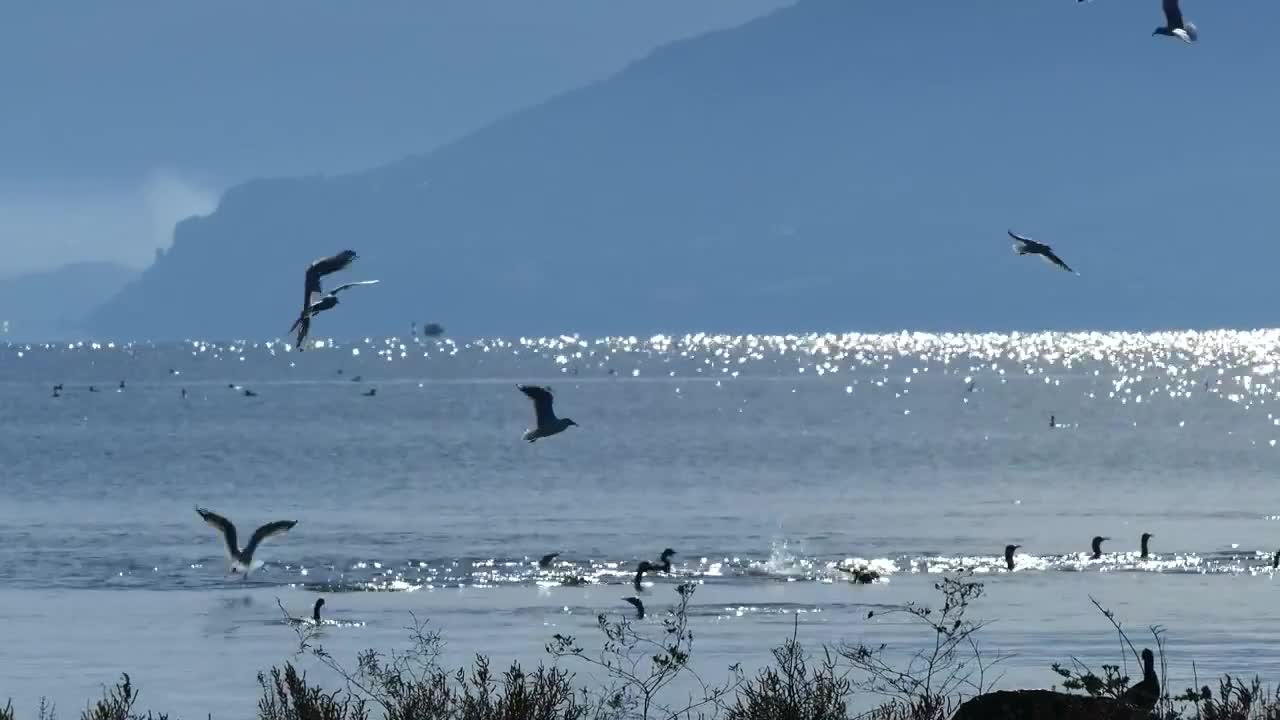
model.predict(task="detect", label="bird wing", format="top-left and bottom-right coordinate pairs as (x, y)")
top-left (519, 385), bottom-right (558, 427)
top-left (243, 520), bottom-right (298, 556)
top-left (307, 251), bottom-right (358, 280)
top-left (328, 279), bottom-right (380, 296)
top-left (1007, 230), bottom-right (1047, 254)
top-left (623, 597), bottom-right (645, 618)
top-left (196, 507), bottom-right (239, 556)
top-left (1163, 0), bottom-right (1184, 29)
top-left (1041, 249), bottom-right (1076, 274)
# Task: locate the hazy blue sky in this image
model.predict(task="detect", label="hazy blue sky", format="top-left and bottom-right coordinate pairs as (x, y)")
top-left (0, 1), bottom-right (786, 275)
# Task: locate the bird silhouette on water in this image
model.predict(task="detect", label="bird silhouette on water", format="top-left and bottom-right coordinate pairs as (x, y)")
top-left (1009, 230), bottom-right (1078, 275)
top-left (196, 507), bottom-right (297, 577)
top-left (1272, 551), bottom-right (1279, 569)
top-left (518, 385), bottom-right (578, 442)
top-left (838, 566), bottom-right (880, 584)
top-left (362, 388), bottom-right (377, 397)
top-left (1140, 533), bottom-right (1154, 560)
top-left (634, 548), bottom-right (676, 591)
top-left (1153, 0), bottom-right (1197, 43)
top-left (1091, 536), bottom-right (1110, 560)
top-left (1004, 544), bottom-right (1021, 571)
top-left (288, 598), bottom-right (326, 626)
top-left (622, 596), bottom-right (645, 619)
top-left (538, 552), bottom-right (560, 570)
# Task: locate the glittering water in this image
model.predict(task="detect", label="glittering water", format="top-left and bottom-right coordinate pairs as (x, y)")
top-left (3, 331), bottom-right (1280, 717)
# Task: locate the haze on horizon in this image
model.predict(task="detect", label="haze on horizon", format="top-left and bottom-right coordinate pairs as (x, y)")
top-left (0, 0), bottom-right (787, 277)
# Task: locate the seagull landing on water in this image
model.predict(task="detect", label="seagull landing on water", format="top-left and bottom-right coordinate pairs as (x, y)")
top-left (196, 507), bottom-right (297, 577)
top-left (1009, 231), bottom-right (1078, 275)
top-left (518, 385), bottom-right (577, 442)
top-left (1154, 0), bottom-right (1197, 43)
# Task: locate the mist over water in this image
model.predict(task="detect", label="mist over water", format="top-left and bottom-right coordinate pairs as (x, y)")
top-left (3, 330), bottom-right (1280, 716)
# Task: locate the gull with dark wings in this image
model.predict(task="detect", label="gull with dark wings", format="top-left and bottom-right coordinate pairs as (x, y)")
top-left (291, 280), bottom-right (381, 349)
top-left (288, 250), bottom-right (369, 350)
top-left (196, 506), bottom-right (297, 577)
top-left (518, 385), bottom-right (578, 442)
top-left (1009, 230), bottom-right (1078, 275)
top-left (1153, 0), bottom-right (1197, 43)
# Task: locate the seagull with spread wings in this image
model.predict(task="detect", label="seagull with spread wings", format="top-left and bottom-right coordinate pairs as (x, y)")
top-left (518, 385), bottom-right (578, 442)
top-left (1008, 230), bottom-right (1079, 275)
top-left (290, 279), bottom-right (381, 349)
top-left (196, 506), bottom-right (297, 577)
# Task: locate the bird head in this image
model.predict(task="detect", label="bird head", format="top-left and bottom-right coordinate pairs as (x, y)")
top-left (315, 598), bottom-right (326, 610)
top-left (1006, 544), bottom-right (1021, 553)
top-left (564, 418), bottom-right (578, 428)
top-left (341, 250), bottom-right (359, 262)
top-left (1142, 533), bottom-right (1153, 542)
top-left (661, 548), bottom-right (677, 560)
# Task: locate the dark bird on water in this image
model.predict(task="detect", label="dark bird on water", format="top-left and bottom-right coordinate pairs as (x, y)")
top-left (52, 384), bottom-right (62, 398)
top-left (89, 385), bottom-right (99, 392)
top-left (633, 548), bottom-right (676, 591)
top-left (518, 385), bottom-right (578, 442)
top-left (1091, 536), bottom-right (1110, 560)
top-left (1153, 0), bottom-right (1197, 43)
top-left (1005, 544), bottom-right (1021, 571)
top-left (1272, 550), bottom-right (1279, 569)
top-left (1140, 533), bottom-right (1154, 559)
top-left (1049, 414), bottom-right (1056, 428)
top-left (196, 506), bottom-right (297, 577)
top-left (538, 552), bottom-right (560, 569)
top-left (118, 380), bottom-right (126, 391)
top-left (1119, 648), bottom-right (1160, 710)
top-left (1009, 230), bottom-right (1078, 275)
top-left (838, 566), bottom-right (880, 584)
top-left (243, 389), bottom-right (258, 397)
top-left (289, 598), bottom-right (326, 626)
top-left (622, 596), bottom-right (645, 619)
top-left (363, 388), bottom-right (377, 397)
top-left (421, 322), bottom-right (445, 338)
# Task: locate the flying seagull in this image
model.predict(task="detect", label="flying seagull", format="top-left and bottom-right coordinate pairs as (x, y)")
top-left (291, 280), bottom-right (381, 349)
top-left (196, 506), bottom-right (297, 577)
top-left (622, 596), bottom-right (645, 619)
top-left (538, 552), bottom-right (560, 569)
top-left (518, 385), bottom-right (578, 442)
top-left (1154, 0), bottom-right (1197, 43)
top-left (633, 548), bottom-right (676, 591)
top-left (1091, 535), bottom-right (1110, 560)
top-left (289, 250), bottom-right (361, 351)
top-left (1009, 230), bottom-right (1078, 275)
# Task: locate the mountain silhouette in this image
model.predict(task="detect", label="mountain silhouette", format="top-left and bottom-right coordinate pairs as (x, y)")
top-left (2, 262), bottom-right (139, 340)
top-left (89, 0), bottom-right (1280, 340)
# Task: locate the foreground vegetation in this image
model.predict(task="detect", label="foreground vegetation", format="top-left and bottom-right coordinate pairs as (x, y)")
top-left (5, 576), bottom-right (1280, 720)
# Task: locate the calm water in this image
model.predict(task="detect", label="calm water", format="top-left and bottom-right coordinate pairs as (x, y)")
top-left (3, 331), bottom-right (1280, 717)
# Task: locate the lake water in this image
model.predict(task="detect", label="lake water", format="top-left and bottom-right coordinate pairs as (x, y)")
top-left (2, 330), bottom-right (1280, 717)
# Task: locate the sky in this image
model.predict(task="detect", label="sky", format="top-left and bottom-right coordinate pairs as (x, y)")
top-left (0, 0), bottom-right (787, 276)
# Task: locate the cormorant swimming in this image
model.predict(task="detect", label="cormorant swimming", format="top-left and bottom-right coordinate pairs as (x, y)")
top-left (289, 598), bottom-right (326, 626)
top-left (362, 388), bottom-right (377, 397)
top-left (1050, 415), bottom-right (1056, 428)
top-left (195, 506), bottom-right (297, 577)
top-left (1005, 544), bottom-right (1021, 571)
top-left (1009, 230), bottom-right (1079, 275)
top-left (633, 548), bottom-right (676, 591)
top-left (1091, 536), bottom-right (1110, 560)
top-left (538, 552), bottom-right (560, 569)
top-left (622, 596), bottom-right (645, 619)
top-left (518, 385), bottom-right (578, 442)
top-left (1272, 550), bottom-right (1279, 569)
top-left (1140, 533), bottom-right (1154, 560)
top-left (1153, 0), bottom-right (1197, 43)
top-left (243, 389), bottom-right (258, 397)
